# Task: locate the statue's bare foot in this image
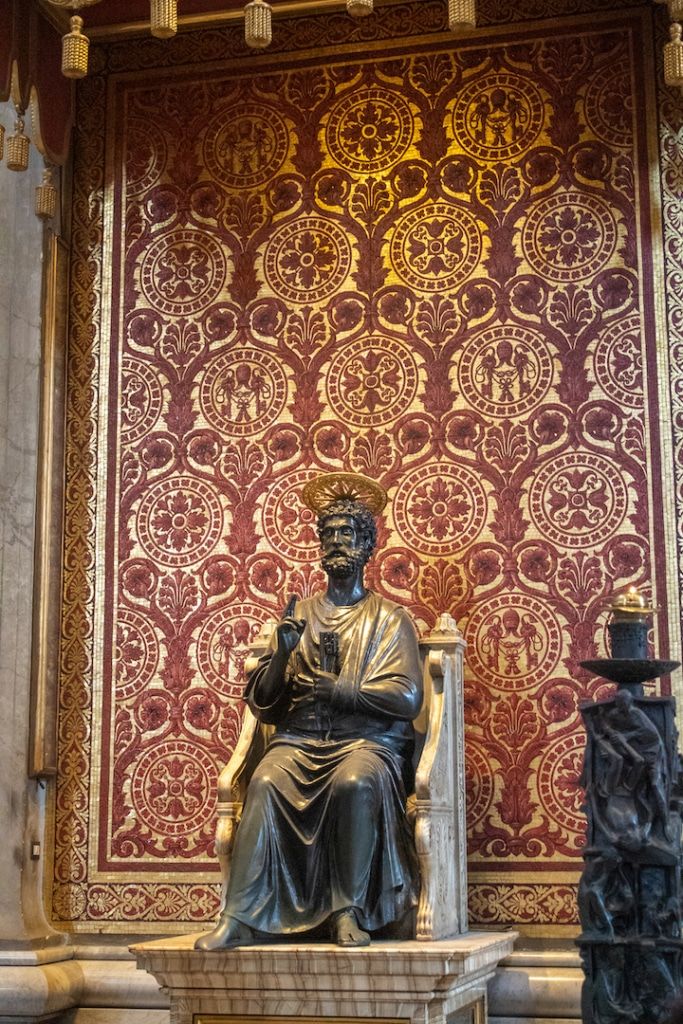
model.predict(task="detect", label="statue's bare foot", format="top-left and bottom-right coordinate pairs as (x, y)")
top-left (195, 916), bottom-right (254, 951)
top-left (333, 909), bottom-right (370, 947)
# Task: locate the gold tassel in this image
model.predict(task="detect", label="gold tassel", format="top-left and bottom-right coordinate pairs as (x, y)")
top-left (150, 0), bottom-right (177, 39)
top-left (35, 166), bottom-right (58, 220)
top-left (665, 23), bottom-right (683, 87)
top-left (669, 0), bottom-right (683, 22)
top-left (6, 115), bottom-right (29, 172)
top-left (244, 0), bottom-right (272, 49)
top-left (448, 0), bottom-right (475, 31)
top-left (0, 124), bottom-right (4, 162)
top-left (62, 15), bottom-right (89, 79)
top-left (346, 0), bottom-right (373, 17)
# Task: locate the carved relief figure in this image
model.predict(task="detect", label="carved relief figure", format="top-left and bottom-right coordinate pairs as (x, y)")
top-left (578, 854), bottom-right (634, 940)
top-left (639, 868), bottom-right (680, 939)
top-left (589, 690), bottom-right (670, 854)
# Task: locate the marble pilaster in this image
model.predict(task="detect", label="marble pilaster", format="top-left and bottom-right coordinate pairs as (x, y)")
top-left (0, 95), bottom-right (71, 1002)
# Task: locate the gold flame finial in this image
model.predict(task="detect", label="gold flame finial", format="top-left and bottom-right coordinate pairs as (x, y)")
top-left (609, 586), bottom-right (656, 618)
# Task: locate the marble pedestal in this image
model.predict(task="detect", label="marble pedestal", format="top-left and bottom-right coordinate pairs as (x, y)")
top-left (131, 932), bottom-right (515, 1024)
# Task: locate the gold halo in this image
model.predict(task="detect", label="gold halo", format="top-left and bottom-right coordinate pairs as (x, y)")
top-left (302, 472), bottom-right (387, 516)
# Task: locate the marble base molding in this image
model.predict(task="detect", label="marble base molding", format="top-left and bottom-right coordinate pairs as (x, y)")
top-left (131, 933), bottom-right (516, 1024)
top-left (0, 951), bottom-right (164, 1024)
top-left (0, 939), bottom-right (586, 1023)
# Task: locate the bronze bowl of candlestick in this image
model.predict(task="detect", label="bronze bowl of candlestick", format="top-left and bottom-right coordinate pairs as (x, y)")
top-left (579, 658), bottom-right (680, 695)
top-left (580, 588), bottom-right (679, 696)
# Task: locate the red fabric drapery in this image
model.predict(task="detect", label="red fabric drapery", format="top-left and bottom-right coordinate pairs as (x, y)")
top-left (0, 0), bottom-right (73, 164)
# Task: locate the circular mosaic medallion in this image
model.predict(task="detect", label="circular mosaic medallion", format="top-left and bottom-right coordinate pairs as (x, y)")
top-left (452, 72), bottom-right (544, 161)
top-left (465, 739), bottom-right (495, 828)
top-left (140, 229), bottom-right (227, 316)
top-left (390, 202), bottom-right (481, 292)
top-left (115, 609), bottom-right (160, 701)
top-left (522, 192), bottom-right (617, 283)
top-left (326, 336), bottom-right (419, 428)
top-left (126, 118), bottom-right (167, 196)
top-left (593, 314), bottom-right (643, 409)
top-left (134, 690), bottom-right (172, 734)
top-left (325, 87), bottom-right (414, 174)
top-left (137, 476), bottom-right (223, 567)
top-left (120, 356), bottom-right (163, 444)
top-left (196, 603), bottom-right (268, 699)
top-left (203, 102), bottom-right (289, 189)
top-left (181, 688), bottom-right (221, 735)
top-left (394, 462), bottom-right (487, 557)
top-left (465, 593), bottom-right (562, 691)
top-left (52, 883), bottom-right (87, 920)
top-left (130, 740), bottom-right (216, 837)
top-left (537, 731), bottom-right (585, 834)
top-left (263, 217), bottom-right (351, 304)
top-left (200, 348), bottom-right (288, 437)
top-left (261, 468), bottom-right (321, 562)
top-left (529, 452), bottom-right (627, 549)
top-left (583, 65), bottom-right (633, 149)
top-left (458, 325), bottom-right (553, 418)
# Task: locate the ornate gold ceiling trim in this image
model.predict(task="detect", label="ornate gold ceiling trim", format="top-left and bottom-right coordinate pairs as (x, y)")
top-left (38, 0), bottom-right (386, 40)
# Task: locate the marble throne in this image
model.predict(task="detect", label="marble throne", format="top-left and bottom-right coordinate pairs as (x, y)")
top-left (214, 611), bottom-right (469, 941)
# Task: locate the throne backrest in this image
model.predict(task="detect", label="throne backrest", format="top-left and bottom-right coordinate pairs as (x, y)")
top-left (214, 612), bottom-right (468, 940)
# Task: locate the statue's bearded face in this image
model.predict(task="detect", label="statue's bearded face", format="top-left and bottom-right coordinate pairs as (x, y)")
top-left (320, 514), bottom-right (367, 579)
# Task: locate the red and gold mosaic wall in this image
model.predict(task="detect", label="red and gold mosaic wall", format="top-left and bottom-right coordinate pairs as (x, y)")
top-left (52, 0), bottom-right (679, 931)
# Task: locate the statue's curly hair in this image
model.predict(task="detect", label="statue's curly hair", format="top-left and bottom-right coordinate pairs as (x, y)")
top-left (316, 498), bottom-right (377, 561)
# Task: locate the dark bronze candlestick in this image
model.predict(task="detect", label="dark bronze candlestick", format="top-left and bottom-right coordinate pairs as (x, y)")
top-left (577, 587), bottom-right (682, 1023)
top-left (581, 587), bottom-right (678, 696)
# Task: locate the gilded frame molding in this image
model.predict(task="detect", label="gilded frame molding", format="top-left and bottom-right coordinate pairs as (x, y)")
top-left (29, 229), bottom-right (69, 778)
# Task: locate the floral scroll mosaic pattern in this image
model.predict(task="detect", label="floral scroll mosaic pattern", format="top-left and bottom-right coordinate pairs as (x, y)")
top-left (53, 9), bottom-right (669, 928)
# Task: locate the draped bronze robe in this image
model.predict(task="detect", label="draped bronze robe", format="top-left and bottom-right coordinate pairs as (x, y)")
top-left (224, 591), bottom-right (423, 935)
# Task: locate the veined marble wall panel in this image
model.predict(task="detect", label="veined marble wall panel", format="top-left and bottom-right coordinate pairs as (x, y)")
top-left (0, 99), bottom-right (48, 937)
top-left (50, 1), bottom-right (678, 933)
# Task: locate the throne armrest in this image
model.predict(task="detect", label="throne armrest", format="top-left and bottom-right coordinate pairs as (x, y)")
top-left (414, 612), bottom-right (468, 940)
top-left (214, 619), bottom-right (277, 907)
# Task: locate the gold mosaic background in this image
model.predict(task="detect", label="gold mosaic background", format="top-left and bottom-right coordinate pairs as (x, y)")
top-left (50, 2), bottom-right (680, 932)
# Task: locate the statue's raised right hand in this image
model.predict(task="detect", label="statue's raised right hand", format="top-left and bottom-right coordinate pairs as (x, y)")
top-left (276, 616), bottom-right (306, 655)
top-left (276, 594), bottom-right (305, 655)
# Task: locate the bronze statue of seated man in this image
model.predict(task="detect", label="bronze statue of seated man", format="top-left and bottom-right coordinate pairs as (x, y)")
top-left (196, 474), bottom-right (423, 950)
